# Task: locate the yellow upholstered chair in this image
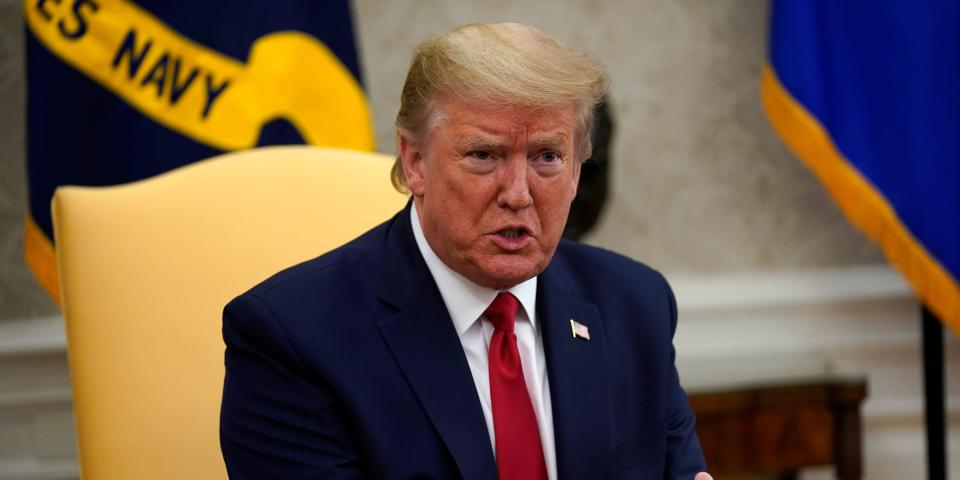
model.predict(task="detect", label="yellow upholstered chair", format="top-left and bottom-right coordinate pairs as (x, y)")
top-left (52, 146), bottom-right (408, 479)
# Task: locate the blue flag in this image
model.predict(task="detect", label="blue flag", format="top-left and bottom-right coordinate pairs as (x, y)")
top-left (24, 0), bottom-right (373, 299)
top-left (764, 1), bottom-right (959, 335)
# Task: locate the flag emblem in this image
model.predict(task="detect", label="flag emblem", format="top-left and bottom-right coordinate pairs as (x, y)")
top-left (570, 319), bottom-right (590, 341)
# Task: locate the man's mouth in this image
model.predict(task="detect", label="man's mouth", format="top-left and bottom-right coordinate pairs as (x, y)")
top-left (498, 228), bottom-right (525, 239)
top-left (491, 227), bottom-right (532, 250)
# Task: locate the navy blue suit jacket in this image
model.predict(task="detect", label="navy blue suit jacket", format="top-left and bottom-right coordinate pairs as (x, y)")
top-left (220, 206), bottom-right (705, 479)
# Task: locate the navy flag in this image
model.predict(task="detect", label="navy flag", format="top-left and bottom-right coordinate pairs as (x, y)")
top-left (24, 0), bottom-right (373, 299)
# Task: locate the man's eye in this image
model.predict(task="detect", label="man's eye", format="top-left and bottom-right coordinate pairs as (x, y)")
top-left (470, 151), bottom-right (492, 160)
top-left (541, 152), bottom-right (560, 162)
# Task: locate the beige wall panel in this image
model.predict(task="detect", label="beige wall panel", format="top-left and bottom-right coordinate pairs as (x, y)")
top-left (0, 0), bottom-right (58, 320)
top-left (352, 0), bottom-right (883, 274)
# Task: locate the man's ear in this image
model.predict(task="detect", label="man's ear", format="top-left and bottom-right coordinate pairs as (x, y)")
top-left (398, 133), bottom-right (426, 197)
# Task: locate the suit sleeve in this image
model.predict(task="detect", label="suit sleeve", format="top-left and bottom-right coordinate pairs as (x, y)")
top-left (658, 273), bottom-right (707, 479)
top-left (220, 293), bottom-right (366, 479)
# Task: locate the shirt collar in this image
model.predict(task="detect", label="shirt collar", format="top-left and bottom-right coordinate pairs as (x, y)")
top-left (410, 203), bottom-right (538, 336)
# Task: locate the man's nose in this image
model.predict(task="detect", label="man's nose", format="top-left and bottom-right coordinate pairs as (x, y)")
top-left (496, 156), bottom-right (533, 210)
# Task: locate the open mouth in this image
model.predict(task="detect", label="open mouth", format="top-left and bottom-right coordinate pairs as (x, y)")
top-left (491, 226), bottom-right (532, 250)
top-left (498, 228), bottom-right (526, 239)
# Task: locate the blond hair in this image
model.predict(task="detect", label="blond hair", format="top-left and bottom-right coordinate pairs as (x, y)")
top-left (391, 22), bottom-right (609, 193)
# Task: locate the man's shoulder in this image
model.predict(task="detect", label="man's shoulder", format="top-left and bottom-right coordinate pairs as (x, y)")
top-left (551, 240), bottom-right (676, 328)
top-left (554, 239), bottom-right (665, 285)
top-left (220, 213), bottom-right (409, 390)
top-left (238, 214), bottom-right (397, 304)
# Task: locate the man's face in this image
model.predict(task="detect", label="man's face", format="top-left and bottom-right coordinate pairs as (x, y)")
top-left (400, 96), bottom-right (581, 289)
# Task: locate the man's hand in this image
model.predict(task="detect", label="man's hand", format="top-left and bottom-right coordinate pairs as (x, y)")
top-left (695, 473), bottom-right (714, 480)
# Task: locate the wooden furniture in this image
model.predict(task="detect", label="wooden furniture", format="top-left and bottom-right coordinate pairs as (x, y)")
top-left (689, 378), bottom-right (868, 480)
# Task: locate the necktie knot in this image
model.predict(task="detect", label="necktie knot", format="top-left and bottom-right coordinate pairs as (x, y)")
top-left (484, 292), bottom-right (519, 333)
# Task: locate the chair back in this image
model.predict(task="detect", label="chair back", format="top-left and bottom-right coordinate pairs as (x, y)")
top-left (53, 146), bottom-right (407, 479)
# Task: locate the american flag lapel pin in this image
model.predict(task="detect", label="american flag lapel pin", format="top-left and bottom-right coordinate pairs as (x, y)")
top-left (570, 319), bottom-right (590, 341)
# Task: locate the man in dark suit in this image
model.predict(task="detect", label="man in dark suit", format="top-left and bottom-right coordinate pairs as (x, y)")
top-left (220, 22), bottom-right (710, 479)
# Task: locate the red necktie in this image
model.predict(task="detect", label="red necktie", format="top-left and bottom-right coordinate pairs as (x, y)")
top-left (485, 292), bottom-right (548, 480)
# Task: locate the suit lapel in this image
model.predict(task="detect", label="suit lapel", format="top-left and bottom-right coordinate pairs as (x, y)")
top-left (377, 205), bottom-right (497, 480)
top-left (376, 206), bottom-right (613, 478)
top-left (539, 261), bottom-right (615, 479)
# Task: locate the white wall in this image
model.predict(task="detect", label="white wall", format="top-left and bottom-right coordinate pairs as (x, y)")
top-left (672, 265), bottom-right (960, 480)
top-left (0, 317), bottom-right (75, 479)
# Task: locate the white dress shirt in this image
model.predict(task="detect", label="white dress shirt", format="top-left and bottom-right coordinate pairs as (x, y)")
top-left (410, 204), bottom-right (557, 480)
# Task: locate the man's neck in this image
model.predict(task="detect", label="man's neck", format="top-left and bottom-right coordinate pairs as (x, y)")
top-left (409, 202), bottom-right (537, 335)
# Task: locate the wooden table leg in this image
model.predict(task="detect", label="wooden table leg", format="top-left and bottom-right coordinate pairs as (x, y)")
top-left (834, 391), bottom-right (864, 480)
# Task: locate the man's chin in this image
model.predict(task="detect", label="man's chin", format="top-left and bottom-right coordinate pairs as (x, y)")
top-left (471, 259), bottom-right (545, 290)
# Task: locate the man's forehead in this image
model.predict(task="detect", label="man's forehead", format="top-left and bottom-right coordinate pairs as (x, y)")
top-left (433, 99), bottom-right (576, 143)
top-left (453, 127), bottom-right (571, 148)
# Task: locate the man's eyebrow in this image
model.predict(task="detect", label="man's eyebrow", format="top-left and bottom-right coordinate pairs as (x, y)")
top-left (458, 134), bottom-right (568, 151)
top-left (463, 139), bottom-right (506, 151)
top-left (529, 136), bottom-right (568, 150)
